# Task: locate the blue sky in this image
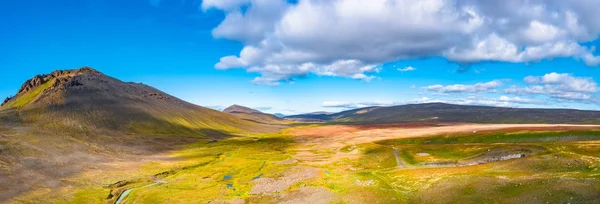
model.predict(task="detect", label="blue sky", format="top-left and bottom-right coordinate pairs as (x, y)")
top-left (1, 0), bottom-right (600, 114)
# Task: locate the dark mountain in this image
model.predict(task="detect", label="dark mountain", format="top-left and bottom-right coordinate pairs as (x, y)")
top-left (285, 103), bottom-right (600, 124)
top-left (0, 67), bottom-right (289, 202)
top-left (284, 111), bottom-right (336, 122)
top-left (223, 105), bottom-right (285, 124)
top-left (0, 67), bottom-right (275, 136)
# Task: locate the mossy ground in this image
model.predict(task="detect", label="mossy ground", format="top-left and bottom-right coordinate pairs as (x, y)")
top-left (9, 127), bottom-right (600, 203)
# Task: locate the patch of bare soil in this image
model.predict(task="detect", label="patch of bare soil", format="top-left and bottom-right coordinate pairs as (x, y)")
top-left (275, 159), bottom-right (297, 165)
top-left (294, 124), bottom-right (600, 148)
top-left (289, 122), bottom-right (469, 137)
top-left (209, 198), bottom-right (245, 204)
top-left (278, 187), bottom-right (338, 204)
top-left (290, 124), bottom-right (600, 166)
top-left (250, 166), bottom-right (320, 194)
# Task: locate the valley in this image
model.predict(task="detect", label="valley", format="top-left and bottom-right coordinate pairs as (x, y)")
top-left (7, 1), bottom-right (600, 203)
top-left (5, 122), bottom-right (600, 203)
top-left (2, 68), bottom-right (600, 203)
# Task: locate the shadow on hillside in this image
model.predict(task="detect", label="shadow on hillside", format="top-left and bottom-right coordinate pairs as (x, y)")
top-left (0, 102), bottom-right (272, 202)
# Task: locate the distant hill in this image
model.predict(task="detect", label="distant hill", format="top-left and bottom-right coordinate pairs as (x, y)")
top-left (0, 67), bottom-right (276, 136)
top-left (223, 105), bottom-right (285, 124)
top-left (285, 103), bottom-right (600, 124)
top-left (273, 113), bottom-right (286, 118)
top-left (284, 111), bottom-right (336, 122)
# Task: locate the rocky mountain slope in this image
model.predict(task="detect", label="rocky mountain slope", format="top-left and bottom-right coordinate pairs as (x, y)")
top-left (0, 67), bottom-right (284, 202)
top-left (0, 67), bottom-right (276, 136)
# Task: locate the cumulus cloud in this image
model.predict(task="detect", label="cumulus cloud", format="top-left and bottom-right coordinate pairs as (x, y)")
top-left (426, 80), bottom-right (505, 93)
top-left (204, 0), bottom-right (600, 85)
top-left (506, 72), bottom-right (599, 101)
top-left (398, 66), bottom-right (416, 72)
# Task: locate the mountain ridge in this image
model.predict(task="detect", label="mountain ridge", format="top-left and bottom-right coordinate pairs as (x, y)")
top-left (285, 103), bottom-right (600, 124)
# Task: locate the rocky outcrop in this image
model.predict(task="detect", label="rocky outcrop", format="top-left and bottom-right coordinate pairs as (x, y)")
top-left (1, 66), bottom-right (102, 107)
top-left (16, 67), bottom-right (100, 95)
top-left (1, 97), bottom-right (11, 107)
top-left (17, 75), bottom-right (46, 94)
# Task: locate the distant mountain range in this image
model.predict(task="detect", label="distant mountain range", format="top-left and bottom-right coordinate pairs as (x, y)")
top-left (223, 105), bottom-right (285, 124)
top-left (285, 103), bottom-right (600, 124)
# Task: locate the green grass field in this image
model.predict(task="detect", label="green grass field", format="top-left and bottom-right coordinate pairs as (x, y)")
top-left (8, 127), bottom-right (600, 204)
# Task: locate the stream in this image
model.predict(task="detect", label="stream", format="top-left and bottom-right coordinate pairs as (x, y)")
top-left (115, 183), bottom-right (159, 204)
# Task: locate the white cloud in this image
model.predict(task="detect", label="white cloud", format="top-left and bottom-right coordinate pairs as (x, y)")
top-left (530, 72), bottom-right (597, 92)
top-left (321, 95), bottom-right (548, 110)
top-left (322, 101), bottom-right (393, 109)
top-left (498, 96), bottom-right (546, 105)
top-left (207, 0), bottom-right (600, 85)
top-left (506, 72), bottom-right (599, 101)
top-left (209, 0), bottom-right (288, 43)
top-left (523, 20), bottom-right (563, 43)
top-left (406, 97), bottom-right (514, 107)
top-left (426, 80), bottom-right (504, 93)
top-left (410, 95), bottom-right (547, 107)
top-left (241, 58), bottom-right (380, 85)
top-left (351, 73), bottom-right (376, 82)
top-left (398, 66), bottom-right (416, 72)
top-left (215, 56), bottom-right (246, 69)
top-left (445, 35), bottom-right (598, 64)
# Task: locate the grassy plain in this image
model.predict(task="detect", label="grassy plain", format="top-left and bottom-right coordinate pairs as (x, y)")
top-left (6, 124), bottom-right (600, 203)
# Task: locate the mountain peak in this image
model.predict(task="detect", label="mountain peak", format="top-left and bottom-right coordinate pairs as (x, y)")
top-left (223, 105), bottom-right (260, 114)
top-left (1, 67), bottom-right (274, 136)
top-left (2, 67), bottom-right (104, 107)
